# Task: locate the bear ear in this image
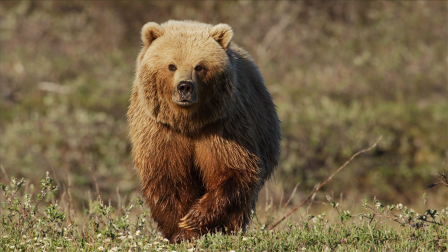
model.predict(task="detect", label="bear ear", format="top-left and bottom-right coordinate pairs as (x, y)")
top-left (209, 23), bottom-right (233, 49)
top-left (141, 22), bottom-right (165, 47)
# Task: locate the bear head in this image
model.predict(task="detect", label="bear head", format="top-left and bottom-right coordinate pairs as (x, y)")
top-left (135, 20), bottom-right (236, 134)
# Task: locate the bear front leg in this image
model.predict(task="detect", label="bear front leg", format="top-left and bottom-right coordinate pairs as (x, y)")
top-left (132, 127), bottom-right (204, 243)
top-left (142, 176), bottom-right (202, 243)
top-left (179, 136), bottom-right (260, 234)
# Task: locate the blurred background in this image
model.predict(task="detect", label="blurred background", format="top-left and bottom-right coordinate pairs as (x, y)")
top-left (1, 1), bottom-right (447, 216)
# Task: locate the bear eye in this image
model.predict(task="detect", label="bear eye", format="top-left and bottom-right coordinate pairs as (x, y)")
top-left (168, 64), bottom-right (177, 71)
top-left (194, 65), bottom-right (203, 72)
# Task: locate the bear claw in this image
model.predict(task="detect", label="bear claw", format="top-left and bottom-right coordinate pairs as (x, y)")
top-left (179, 222), bottom-right (196, 231)
top-left (179, 217), bottom-right (198, 230)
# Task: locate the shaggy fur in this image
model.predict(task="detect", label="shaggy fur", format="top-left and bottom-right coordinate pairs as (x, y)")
top-left (127, 20), bottom-right (281, 243)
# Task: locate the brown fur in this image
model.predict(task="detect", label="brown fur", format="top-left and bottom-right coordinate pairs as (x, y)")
top-left (127, 20), bottom-right (281, 243)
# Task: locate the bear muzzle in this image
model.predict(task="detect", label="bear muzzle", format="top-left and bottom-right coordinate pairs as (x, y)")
top-left (172, 81), bottom-right (198, 107)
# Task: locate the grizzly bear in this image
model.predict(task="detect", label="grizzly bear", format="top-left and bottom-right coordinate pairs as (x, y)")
top-left (127, 20), bottom-right (281, 243)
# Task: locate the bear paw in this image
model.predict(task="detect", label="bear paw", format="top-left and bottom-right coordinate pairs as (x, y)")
top-left (178, 210), bottom-right (202, 231)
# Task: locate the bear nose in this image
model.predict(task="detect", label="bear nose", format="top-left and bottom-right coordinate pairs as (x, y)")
top-left (177, 81), bottom-right (194, 97)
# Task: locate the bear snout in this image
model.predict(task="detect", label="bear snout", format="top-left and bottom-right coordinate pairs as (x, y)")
top-left (172, 81), bottom-right (198, 106)
top-left (177, 81), bottom-right (194, 98)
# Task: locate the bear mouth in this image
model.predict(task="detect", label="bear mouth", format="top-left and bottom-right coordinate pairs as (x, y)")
top-left (174, 100), bottom-right (195, 107)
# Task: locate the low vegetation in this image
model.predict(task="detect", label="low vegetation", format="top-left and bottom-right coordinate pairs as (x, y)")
top-left (1, 172), bottom-right (446, 251)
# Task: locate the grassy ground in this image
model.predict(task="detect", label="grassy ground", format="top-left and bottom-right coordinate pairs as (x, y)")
top-left (1, 173), bottom-right (447, 251)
